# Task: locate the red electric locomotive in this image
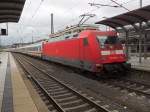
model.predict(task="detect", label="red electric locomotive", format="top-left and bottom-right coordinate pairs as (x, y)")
top-left (42, 25), bottom-right (130, 75)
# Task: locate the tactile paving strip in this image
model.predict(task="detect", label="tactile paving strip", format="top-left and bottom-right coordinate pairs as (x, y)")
top-left (1, 54), bottom-right (13, 112)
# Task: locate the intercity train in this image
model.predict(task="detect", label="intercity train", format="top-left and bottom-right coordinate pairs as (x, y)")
top-left (12, 25), bottom-right (130, 76)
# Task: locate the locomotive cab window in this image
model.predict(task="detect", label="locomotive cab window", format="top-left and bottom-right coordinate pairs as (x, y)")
top-left (97, 36), bottom-right (120, 48)
top-left (83, 38), bottom-right (89, 46)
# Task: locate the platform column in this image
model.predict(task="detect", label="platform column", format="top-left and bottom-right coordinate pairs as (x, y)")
top-left (125, 31), bottom-right (129, 60)
top-left (139, 23), bottom-right (142, 63)
top-left (144, 32), bottom-right (147, 59)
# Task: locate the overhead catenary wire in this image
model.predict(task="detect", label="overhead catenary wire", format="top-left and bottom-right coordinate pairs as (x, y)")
top-left (88, 3), bottom-right (120, 8)
top-left (121, 0), bottom-right (137, 5)
top-left (55, 0), bottom-right (88, 30)
top-left (56, 0), bottom-right (136, 31)
top-left (19, 0), bottom-right (44, 27)
top-left (88, 0), bottom-right (133, 22)
top-left (10, 0), bottom-right (148, 45)
top-left (30, 0), bottom-right (131, 29)
top-left (26, 0), bottom-right (115, 33)
top-left (20, 0), bottom-right (140, 39)
top-left (56, 0), bottom-right (105, 30)
top-left (23, 0), bottom-right (45, 43)
top-left (37, 0), bottom-right (138, 32)
top-left (19, 0), bottom-right (32, 23)
top-left (27, 0), bottom-right (45, 25)
top-left (32, 0), bottom-right (44, 19)
top-left (109, 0), bottom-right (130, 11)
top-left (37, 0), bottom-right (81, 29)
top-left (74, 0), bottom-right (118, 20)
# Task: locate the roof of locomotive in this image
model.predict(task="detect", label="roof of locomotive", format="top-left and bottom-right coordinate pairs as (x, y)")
top-left (49, 24), bottom-right (99, 38)
top-left (79, 30), bottom-right (117, 37)
top-left (46, 29), bottom-right (117, 43)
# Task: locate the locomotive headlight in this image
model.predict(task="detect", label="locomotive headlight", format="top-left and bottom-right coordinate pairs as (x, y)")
top-left (101, 51), bottom-right (110, 55)
top-left (115, 50), bottom-right (123, 54)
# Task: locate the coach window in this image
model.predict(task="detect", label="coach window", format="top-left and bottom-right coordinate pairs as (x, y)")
top-left (73, 34), bottom-right (78, 37)
top-left (65, 36), bottom-right (70, 39)
top-left (83, 38), bottom-right (88, 46)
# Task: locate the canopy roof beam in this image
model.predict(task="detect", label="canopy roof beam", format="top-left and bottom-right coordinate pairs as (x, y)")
top-left (95, 5), bottom-right (150, 31)
top-left (0, 0), bottom-right (25, 23)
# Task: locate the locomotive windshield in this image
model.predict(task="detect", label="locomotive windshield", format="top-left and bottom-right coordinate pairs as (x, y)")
top-left (97, 36), bottom-right (120, 47)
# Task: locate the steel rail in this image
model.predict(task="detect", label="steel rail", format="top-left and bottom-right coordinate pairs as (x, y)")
top-left (103, 79), bottom-right (150, 98)
top-left (14, 54), bottom-right (110, 112)
top-left (18, 53), bottom-right (150, 99)
top-left (121, 78), bottom-right (150, 88)
top-left (15, 55), bottom-right (65, 112)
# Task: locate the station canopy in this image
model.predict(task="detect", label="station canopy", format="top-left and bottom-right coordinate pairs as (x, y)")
top-left (0, 0), bottom-right (26, 23)
top-left (95, 5), bottom-right (150, 31)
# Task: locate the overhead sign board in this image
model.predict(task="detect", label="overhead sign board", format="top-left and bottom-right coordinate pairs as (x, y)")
top-left (1, 29), bottom-right (7, 35)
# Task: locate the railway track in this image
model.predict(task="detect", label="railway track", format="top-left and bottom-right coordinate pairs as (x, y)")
top-left (102, 78), bottom-right (150, 98)
top-left (13, 53), bottom-right (150, 112)
top-left (14, 54), bottom-right (114, 112)
top-left (23, 54), bottom-right (150, 99)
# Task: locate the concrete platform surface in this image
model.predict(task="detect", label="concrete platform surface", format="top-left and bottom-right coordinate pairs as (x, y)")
top-left (10, 53), bottom-right (39, 112)
top-left (0, 52), bottom-right (39, 112)
top-left (128, 56), bottom-right (150, 71)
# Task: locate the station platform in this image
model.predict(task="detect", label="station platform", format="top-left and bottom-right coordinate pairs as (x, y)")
top-left (128, 56), bottom-right (150, 72)
top-left (0, 52), bottom-right (47, 112)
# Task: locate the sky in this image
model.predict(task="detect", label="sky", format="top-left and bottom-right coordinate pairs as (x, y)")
top-left (0, 0), bottom-right (150, 45)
